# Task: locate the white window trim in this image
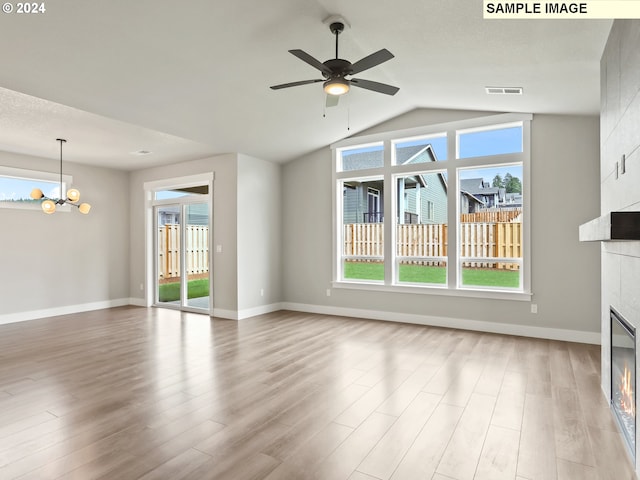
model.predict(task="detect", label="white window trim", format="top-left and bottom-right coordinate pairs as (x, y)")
top-left (332, 113), bottom-right (532, 301)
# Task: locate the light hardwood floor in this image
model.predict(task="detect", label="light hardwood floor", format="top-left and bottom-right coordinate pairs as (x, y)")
top-left (0, 306), bottom-right (636, 480)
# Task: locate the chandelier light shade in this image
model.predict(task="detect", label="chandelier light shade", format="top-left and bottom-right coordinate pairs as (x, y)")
top-left (30, 139), bottom-right (91, 215)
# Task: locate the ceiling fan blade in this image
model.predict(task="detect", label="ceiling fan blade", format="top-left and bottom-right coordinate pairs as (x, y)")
top-left (350, 49), bottom-right (395, 75)
top-left (326, 94), bottom-right (339, 107)
top-left (351, 78), bottom-right (399, 96)
top-left (270, 79), bottom-right (323, 90)
top-left (289, 49), bottom-right (332, 75)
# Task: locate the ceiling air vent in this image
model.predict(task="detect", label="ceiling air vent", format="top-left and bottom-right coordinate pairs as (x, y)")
top-left (485, 86), bottom-right (523, 95)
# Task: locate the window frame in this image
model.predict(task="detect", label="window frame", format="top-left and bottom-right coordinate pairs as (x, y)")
top-left (0, 165), bottom-right (72, 212)
top-left (332, 113), bottom-right (532, 301)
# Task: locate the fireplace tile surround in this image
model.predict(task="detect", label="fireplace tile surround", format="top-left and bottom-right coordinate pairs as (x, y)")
top-left (601, 248), bottom-right (640, 471)
top-left (599, 19), bottom-right (640, 476)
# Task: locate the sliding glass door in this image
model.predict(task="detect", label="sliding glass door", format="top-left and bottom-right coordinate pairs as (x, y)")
top-left (184, 203), bottom-right (210, 309)
top-left (154, 187), bottom-right (211, 313)
top-left (157, 204), bottom-right (182, 305)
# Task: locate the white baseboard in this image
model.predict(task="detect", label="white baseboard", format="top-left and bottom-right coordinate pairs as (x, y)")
top-left (281, 302), bottom-right (601, 345)
top-left (212, 303), bottom-right (284, 321)
top-left (2, 300), bottom-right (600, 345)
top-left (212, 308), bottom-right (238, 320)
top-left (0, 298), bottom-right (132, 326)
top-left (128, 297), bottom-right (147, 307)
top-left (237, 303), bottom-right (284, 320)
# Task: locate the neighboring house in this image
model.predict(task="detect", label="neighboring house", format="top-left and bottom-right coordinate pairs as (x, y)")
top-left (459, 178), bottom-right (504, 212)
top-left (398, 145), bottom-right (447, 224)
top-left (343, 179), bottom-right (384, 223)
top-left (460, 190), bottom-right (486, 214)
top-left (342, 144), bottom-right (447, 224)
top-left (459, 178), bottom-right (523, 213)
top-left (342, 148), bottom-right (385, 223)
top-left (502, 192), bottom-right (523, 208)
top-left (158, 203), bottom-right (208, 226)
top-left (186, 203), bottom-right (209, 225)
top-left (158, 210), bottom-right (180, 226)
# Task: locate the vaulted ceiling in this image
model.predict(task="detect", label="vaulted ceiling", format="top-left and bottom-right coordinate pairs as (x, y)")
top-left (0, 0), bottom-right (611, 170)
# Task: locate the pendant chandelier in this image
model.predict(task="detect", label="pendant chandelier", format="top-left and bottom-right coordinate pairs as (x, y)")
top-left (30, 139), bottom-right (91, 215)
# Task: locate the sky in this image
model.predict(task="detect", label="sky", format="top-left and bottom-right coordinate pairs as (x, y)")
top-left (341, 124), bottom-right (523, 184)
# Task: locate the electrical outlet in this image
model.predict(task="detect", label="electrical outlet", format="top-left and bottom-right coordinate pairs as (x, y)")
top-left (531, 303), bottom-right (538, 314)
top-left (216, 244), bottom-right (222, 253)
top-left (326, 289), bottom-right (331, 297)
top-left (260, 289), bottom-right (264, 297)
top-left (139, 283), bottom-right (144, 291)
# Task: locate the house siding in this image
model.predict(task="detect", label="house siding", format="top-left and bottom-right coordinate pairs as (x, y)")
top-left (343, 182), bottom-right (384, 224)
top-left (421, 173), bottom-right (447, 224)
top-left (402, 173), bottom-right (447, 224)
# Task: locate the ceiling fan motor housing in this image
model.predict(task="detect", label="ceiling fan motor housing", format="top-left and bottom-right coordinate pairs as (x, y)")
top-left (322, 58), bottom-right (352, 79)
top-left (329, 22), bottom-right (345, 35)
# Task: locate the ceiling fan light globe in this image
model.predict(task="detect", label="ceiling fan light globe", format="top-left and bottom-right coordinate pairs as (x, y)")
top-left (78, 203), bottom-right (91, 214)
top-left (324, 79), bottom-right (349, 96)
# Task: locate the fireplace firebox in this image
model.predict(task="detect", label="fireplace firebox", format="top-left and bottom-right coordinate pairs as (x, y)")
top-left (611, 307), bottom-right (636, 460)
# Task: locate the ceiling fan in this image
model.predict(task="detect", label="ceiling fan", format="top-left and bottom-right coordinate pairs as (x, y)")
top-left (270, 20), bottom-right (399, 107)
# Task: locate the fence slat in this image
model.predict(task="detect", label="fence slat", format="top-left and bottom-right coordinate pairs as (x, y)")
top-left (158, 225), bottom-right (210, 279)
top-left (344, 220), bottom-right (521, 269)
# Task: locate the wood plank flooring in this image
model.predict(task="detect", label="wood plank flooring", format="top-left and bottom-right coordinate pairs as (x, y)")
top-left (0, 306), bottom-right (636, 480)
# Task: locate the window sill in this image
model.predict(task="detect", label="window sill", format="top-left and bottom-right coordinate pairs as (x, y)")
top-left (332, 280), bottom-right (532, 302)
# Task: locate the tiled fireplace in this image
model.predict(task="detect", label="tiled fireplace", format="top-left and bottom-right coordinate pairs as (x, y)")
top-left (590, 18), bottom-right (640, 477)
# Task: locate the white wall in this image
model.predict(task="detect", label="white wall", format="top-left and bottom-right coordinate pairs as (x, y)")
top-left (237, 154), bottom-right (282, 314)
top-left (282, 108), bottom-right (601, 341)
top-left (599, 19), bottom-right (640, 469)
top-left (128, 152), bottom-right (283, 319)
top-left (0, 150), bottom-right (130, 321)
top-left (128, 154), bottom-right (238, 313)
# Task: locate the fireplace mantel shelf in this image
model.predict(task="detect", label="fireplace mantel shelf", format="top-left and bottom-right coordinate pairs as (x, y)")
top-left (579, 212), bottom-right (640, 242)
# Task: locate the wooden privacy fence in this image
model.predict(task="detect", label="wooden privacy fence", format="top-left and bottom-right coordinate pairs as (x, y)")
top-left (158, 224), bottom-right (209, 279)
top-left (344, 221), bottom-right (522, 269)
top-left (460, 209), bottom-right (522, 223)
top-left (459, 222), bottom-right (522, 270)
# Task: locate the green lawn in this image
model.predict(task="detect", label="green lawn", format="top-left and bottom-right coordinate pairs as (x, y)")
top-left (344, 262), bottom-right (519, 288)
top-left (158, 278), bottom-right (210, 302)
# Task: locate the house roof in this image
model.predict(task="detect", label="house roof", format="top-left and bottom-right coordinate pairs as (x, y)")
top-left (397, 145), bottom-right (435, 164)
top-left (341, 144), bottom-right (433, 171)
top-left (460, 178), bottom-right (501, 196)
top-left (341, 149), bottom-right (384, 171)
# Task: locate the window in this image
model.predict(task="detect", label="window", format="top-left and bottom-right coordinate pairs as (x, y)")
top-left (340, 143), bottom-right (384, 171)
top-left (333, 113), bottom-right (531, 298)
top-left (393, 134), bottom-right (447, 164)
top-left (457, 123), bottom-right (523, 159)
top-left (426, 200), bottom-right (435, 221)
top-left (155, 185), bottom-right (209, 200)
top-left (459, 165), bottom-right (523, 290)
top-left (395, 172), bottom-right (448, 285)
top-left (0, 165), bottom-right (71, 211)
top-left (341, 175), bottom-right (384, 282)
